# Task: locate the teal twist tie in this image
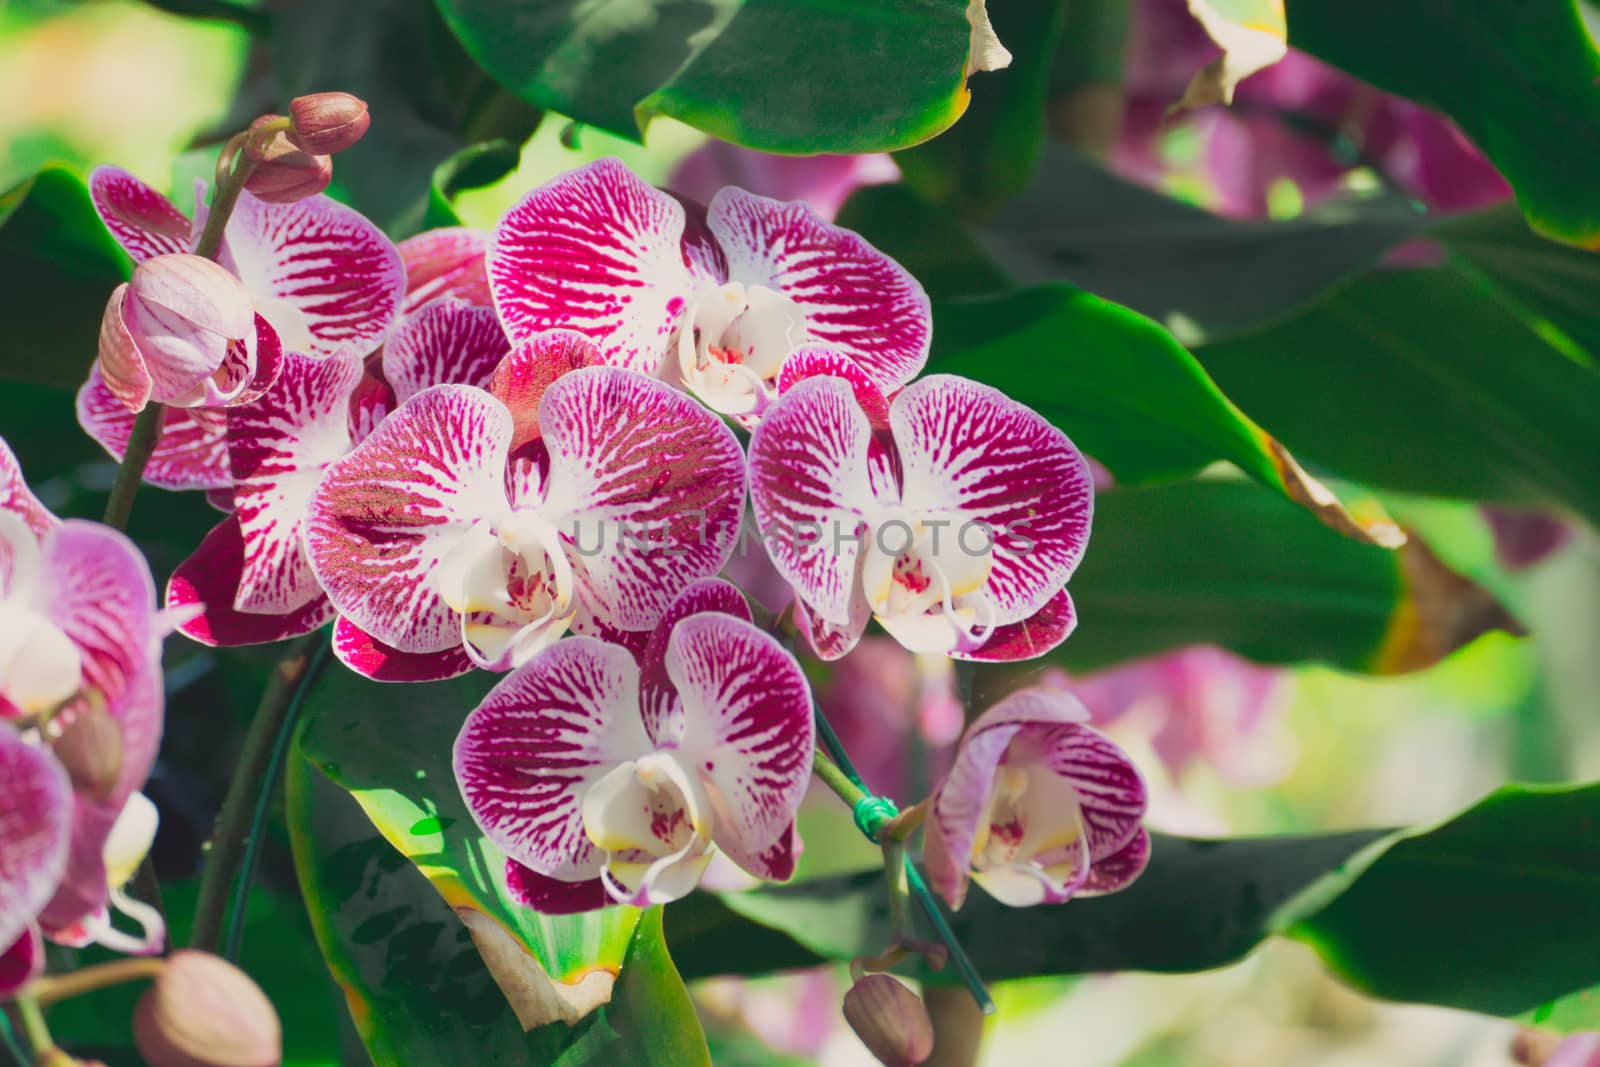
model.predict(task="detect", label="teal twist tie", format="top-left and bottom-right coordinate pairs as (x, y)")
top-left (852, 795), bottom-right (900, 843)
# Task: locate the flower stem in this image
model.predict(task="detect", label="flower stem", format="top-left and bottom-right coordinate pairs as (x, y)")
top-left (100, 404), bottom-right (163, 530)
top-left (193, 150), bottom-right (257, 262)
top-left (190, 630), bottom-right (321, 953)
top-left (26, 958), bottom-right (166, 1008)
top-left (811, 746), bottom-right (867, 810)
top-left (12, 997), bottom-right (50, 1062)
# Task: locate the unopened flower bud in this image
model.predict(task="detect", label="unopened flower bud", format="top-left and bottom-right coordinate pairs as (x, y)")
top-left (133, 950), bottom-right (281, 1067)
top-left (842, 974), bottom-right (934, 1067)
top-left (99, 254), bottom-right (257, 411)
top-left (51, 703), bottom-right (124, 802)
top-left (244, 116), bottom-right (332, 204)
top-left (287, 92), bottom-right (369, 155)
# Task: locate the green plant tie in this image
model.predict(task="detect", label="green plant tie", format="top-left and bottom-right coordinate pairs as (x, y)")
top-left (852, 795), bottom-right (900, 843)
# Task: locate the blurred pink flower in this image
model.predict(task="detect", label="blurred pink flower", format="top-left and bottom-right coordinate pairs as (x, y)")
top-left (816, 638), bottom-right (961, 800)
top-left (1482, 505), bottom-right (1574, 571)
top-left (668, 141), bottom-right (899, 221)
top-left (1544, 1034), bottom-right (1600, 1067)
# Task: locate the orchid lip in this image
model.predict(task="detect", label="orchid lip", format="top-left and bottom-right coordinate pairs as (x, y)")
top-left (436, 511), bottom-right (577, 670)
top-left (861, 509), bottom-right (997, 654)
top-left (582, 750), bottom-right (715, 905)
top-left (673, 281), bottom-right (804, 416)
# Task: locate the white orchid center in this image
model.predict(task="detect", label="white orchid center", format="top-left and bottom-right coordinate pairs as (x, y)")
top-left (860, 509), bottom-right (996, 655)
top-left (582, 751), bottom-right (715, 905)
top-left (675, 282), bottom-right (807, 415)
top-left (0, 513), bottom-right (81, 716)
top-left (436, 510), bottom-right (576, 669)
top-left (253, 293), bottom-right (315, 353)
top-left (968, 747), bottom-right (1090, 907)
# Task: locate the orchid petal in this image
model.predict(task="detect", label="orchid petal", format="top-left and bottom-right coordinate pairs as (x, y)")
top-left (0, 926), bottom-right (42, 998)
top-left (490, 159), bottom-right (699, 372)
top-left (748, 376), bottom-right (875, 628)
top-left (97, 284), bottom-right (153, 412)
top-left (454, 637), bottom-right (651, 881)
top-left (638, 578), bottom-right (752, 742)
top-left (39, 520), bottom-right (157, 704)
top-left (777, 344), bottom-right (891, 426)
top-left (1081, 827), bottom-right (1151, 896)
top-left (0, 437), bottom-right (56, 541)
top-left (383, 300), bottom-right (510, 405)
top-left (487, 330), bottom-right (600, 452)
top-left (0, 732), bottom-right (72, 953)
top-left (539, 366), bottom-right (746, 631)
top-left (221, 190), bottom-right (404, 358)
top-left (890, 375), bottom-right (1093, 625)
top-left (330, 616), bottom-right (474, 683)
top-left (953, 588), bottom-right (1077, 662)
top-left (398, 227), bottom-right (491, 314)
top-left (88, 167), bottom-right (193, 263)
top-left (167, 516), bottom-right (336, 646)
top-left (307, 385), bottom-right (512, 654)
top-left (503, 859), bottom-right (610, 914)
top-left (77, 368), bottom-right (230, 490)
top-left (663, 613), bottom-right (813, 873)
top-left (927, 720), bottom-right (1018, 910)
top-left (707, 187), bottom-right (929, 392)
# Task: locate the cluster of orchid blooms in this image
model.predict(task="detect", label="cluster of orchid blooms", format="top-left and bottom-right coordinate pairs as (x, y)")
top-left (0, 89), bottom-right (1153, 1060)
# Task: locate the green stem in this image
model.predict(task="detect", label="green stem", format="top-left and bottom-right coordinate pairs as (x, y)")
top-left (222, 632), bottom-right (331, 961)
top-left (811, 746), bottom-right (868, 810)
top-left (12, 998), bottom-right (49, 1062)
top-left (101, 404), bottom-right (164, 530)
top-left (190, 631), bottom-right (321, 953)
top-left (193, 156), bottom-right (256, 261)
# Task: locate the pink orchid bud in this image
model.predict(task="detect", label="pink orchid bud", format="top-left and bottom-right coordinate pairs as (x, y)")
top-left (50, 703), bottom-right (124, 803)
top-left (287, 92), bottom-right (370, 155)
top-left (98, 254), bottom-right (257, 412)
top-left (841, 974), bottom-right (934, 1067)
top-left (133, 950), bottom-right (281, 1067)
top-left (244, 116), bottom-right (332, 204)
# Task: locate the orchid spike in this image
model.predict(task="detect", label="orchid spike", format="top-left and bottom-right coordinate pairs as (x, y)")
top-left (749, 374), bottom-right (1094, 661)
top-left (489, 158), bottom-right (929, 423)
top-left (454, 580), bottom-right (814, 910)
top-left (306, 361), bottom-right (747, 680)
top-left (924, 687), bottom-right (1149, 910)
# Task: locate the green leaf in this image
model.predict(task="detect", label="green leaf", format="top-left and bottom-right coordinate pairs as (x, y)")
top-left (1195, 266), bottom-right (1600, 524)
top-left (271, 0), bottom-right (541, 236)
top-left (671, 783), bottom-right (1600, 1029)
top-left (833, 183), bottom-right (1013, 302)
top-left (288, 756), bottom-right (709, 1066)
top-left (1285, 0), bottom-right (1600, 246)
top-left (434, 0), bottom-right (994, 153)
top-left (927, 283), bottom-right (1404, 546)
top-left (896, 0), bottom-right (1069, 216)
top-left (292, 663), bottom-right (642, 1028)
top-left (421, 139), bottom-right (527, 231)
top-left (1060, 480), bottom-right (1513, 674)
top-left (0, 166), bottom-right (129, 390)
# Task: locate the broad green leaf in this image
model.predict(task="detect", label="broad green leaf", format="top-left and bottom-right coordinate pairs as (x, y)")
top-left (927, 284), bottom-right (1404, 546)
top-left (833, 183), bottom-right (1013, 302)
top-left (1195, 267), bottom-right (1600, 524)
top-left (435, 0), bottom-right (1004, 153)
top-left (0, 166), bottom-right (128, 390)
top-left (670, 783), bottom-right (1600, 1029)
top-left (288, 756), bottom-right (709, 1067)
top-left (293, 664), bottom-right (642, 1030)
top-left (1285, 0), bottom-right (1600, 246)
top-left (271, 0), bottom-right (542, 236)
top-left (896, 0), bottom-right (1069, 216)
top-left (421, 138), bottom-right (527, 231)
top-left (44, 881), bottom-right (342, 1066)
top-left (1060, 481), bottom-right (1514, 674)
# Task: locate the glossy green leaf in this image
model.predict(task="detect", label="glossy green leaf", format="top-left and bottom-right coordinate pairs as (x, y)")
top-left (1059, 480), bottom-right (1512, 674)
top-left (1285, 0), bottom-right (1600, 246)
top-left (271, 0), bottom-right (541, 235)
top-left (435, 0), bottom-right (995, 153)
top-left (0, 166), bottom-right (128, 390)
top-left (293, 663), bottom-right (642, 1024)
top-left (288, 756), bottom-right (709, 1066)
top-left (833, 183), bottom-right (1013, 301)
top-left (927, 283), bottom-right (1403, 545)
top-left (671, 783), bottom-right (1600, 1029)
top-left (1195, 267), bottom-right (1600, 524)
top-left (421, 138), bottom-right (527, 231)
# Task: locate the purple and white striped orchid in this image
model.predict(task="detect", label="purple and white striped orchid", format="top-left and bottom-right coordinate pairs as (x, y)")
top-left (305, 356), bottom-right (747, 681)
top-left (489, 158), bottom-right (930, 423)
top-left (0, 438), bottom-right (168, 967)
top-left (748, 374), bottom-right (1094, 662)
top-left (924, 688), bottom-right (1149, 910)
top-left (167, 300), bottom-right (513, 648)
top-left (77, 166), bottom-right (404, 489)
top-left (454, 579), bottom-right (814, 911)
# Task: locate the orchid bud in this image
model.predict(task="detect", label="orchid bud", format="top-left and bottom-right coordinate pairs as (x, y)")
top-left (842, 974), bottom-right (934, 1067)
top-left (99, 254), bottom-right (256, 412)
top-left (244, 116), bottom-right (332, 204)
top-left (133, 950), bottom-right (282, 1067)
top-left (287, 92), bottom-right (369, 155)
top-left (51, 703), bottom-right (123, 802)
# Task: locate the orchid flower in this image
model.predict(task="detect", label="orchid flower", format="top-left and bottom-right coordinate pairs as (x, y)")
top-left (305, 356), bottom-right (746, 681)
top-left (168, 300), bottom-right (513, 648)
top-left (489, 158), bottom-right (929, 422)
top-left (748, 374), bottom-right (1094, 661)
top-left (924, 687), bottom-right (1149, 910)
top-left (454, 579), bottom-right (814, 911)
top-left (398, 227), bottom-right (492, 314)
top-left (77, 166), bottom-right (405, 490)
top-left (0, 438), bottom-right (167, 966)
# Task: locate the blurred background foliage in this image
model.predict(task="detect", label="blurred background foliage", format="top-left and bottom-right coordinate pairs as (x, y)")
top-left (2, 0), bottom-right (1599, 1065)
